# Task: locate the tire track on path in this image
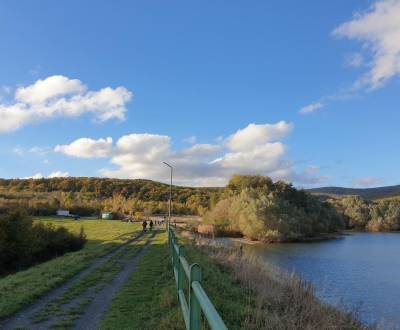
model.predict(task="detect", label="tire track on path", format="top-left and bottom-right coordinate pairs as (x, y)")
top-left (1, 231), bottom-right (144, 330)
top-left (72, 231), bottom-right (155, 330)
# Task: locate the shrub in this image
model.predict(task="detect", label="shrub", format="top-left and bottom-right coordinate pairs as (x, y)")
top-left (204, 176), bottom-right (345, 242)
top-left (0, 209), bottom-right (86, 275)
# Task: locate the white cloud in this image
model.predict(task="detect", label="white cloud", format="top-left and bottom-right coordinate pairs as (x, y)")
top-left (29, 146), bottom-right (51, 155)
top-left (178, 144), bottom-right (221, 158)
top-left (352, 176), bottom-right (384, 187)
top-left (299, 102), bottom-right (324, 115)
top-left (302, 1), bottom-right (400, 113)
top-left (0, 75), bottom-right (133, 133)
top-left (55, 121), bottom-right (324, 187)
top-left (21, 171), bottom-right (69, 179)
top-left (345, 52), bottom-right (364, 67)
top-left (227, 121), bottom-right (292, 151)
top-left (213, 143), bottom-right (286, 171)
top-left (55, 137), bottom-right (113, 158)
top-left (333, 0), bottom-right (400, 90)
top-left (22, 173), bottom-right (44, 179)
top-left (16, 75), bottom-right (86, 104)
top-left (48, 171), bottom-right (69, 178)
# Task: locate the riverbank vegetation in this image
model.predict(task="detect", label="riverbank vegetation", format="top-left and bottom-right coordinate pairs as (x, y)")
top-left (101, 229), bottom-right (369, 329)
top-left (203, 175), bottom-right (344, 242)
top-left (328, 196), bottom-right (400, 232)
top-left (193, 236), bottom-right (370, 330)
top-left (0, 211), bottom-right (86, 276)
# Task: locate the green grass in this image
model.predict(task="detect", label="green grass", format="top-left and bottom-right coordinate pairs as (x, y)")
top-left (0, 217), bottom-right (140, 320)
top-left (32, 233), bottom-right (152, 328)
top-left (98, 230), bottom-right (251, 330)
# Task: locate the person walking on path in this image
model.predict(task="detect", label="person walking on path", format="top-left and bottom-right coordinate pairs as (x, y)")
top-left (142, 220), bottom-right (147, 232)
top-left (149, 220), bottom-right (154, 231)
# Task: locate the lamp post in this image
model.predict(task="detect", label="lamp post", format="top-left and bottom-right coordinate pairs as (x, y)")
top-left (163, 162), bottom-right (173, 227)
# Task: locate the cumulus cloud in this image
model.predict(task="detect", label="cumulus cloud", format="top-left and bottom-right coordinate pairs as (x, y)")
top-left (15, 75), bottom-right (85, 104)
top-left (55, 121), bottom-right (324, 187)
top-left (22, 171), bottom-right (69, 179)
top-left (227, 121), bottom-right (293, 151)
top-left (352, 176), bottom-right (384, 187)
top-left (55, 137), bottom-right (113, 158)
top-left (0, 75), bottom-right (132, 133)
top-left (299, 102), bottom-right (324, 115)
top-left (333, 0), bottom-right (400, 90)
top-left (47, 171), bottom-right (70, 178)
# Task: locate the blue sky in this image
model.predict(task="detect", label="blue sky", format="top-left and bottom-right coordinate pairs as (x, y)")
top-left (0, 0), bottom-right (399, 187)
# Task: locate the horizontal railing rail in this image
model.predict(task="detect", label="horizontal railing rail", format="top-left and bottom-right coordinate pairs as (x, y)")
top-left (168, 224), bottom-right (228, 330)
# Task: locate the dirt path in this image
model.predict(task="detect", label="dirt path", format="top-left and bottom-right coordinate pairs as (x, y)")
top-left (73, 233), bottom-right (154, 330)
top-left (1, 230), bottom-right (154, 330)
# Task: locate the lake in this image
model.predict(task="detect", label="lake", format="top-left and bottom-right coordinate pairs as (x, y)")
top-left (243, 232), bottom-right (400, 329)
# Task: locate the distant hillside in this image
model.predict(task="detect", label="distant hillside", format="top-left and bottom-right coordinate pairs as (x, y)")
top-left (307, 185), bottom-right (400, 200)
top-left (0, 177), bottom-right (222, 216)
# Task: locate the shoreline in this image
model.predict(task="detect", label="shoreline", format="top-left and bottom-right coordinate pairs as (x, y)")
top-left (179, 229), bottom-right (346, 246)
top-left (181, 231), bottom-right (371, 329)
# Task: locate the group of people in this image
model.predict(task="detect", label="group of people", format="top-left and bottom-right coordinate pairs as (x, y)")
top-left (142, 219), bottom-right (164, 231)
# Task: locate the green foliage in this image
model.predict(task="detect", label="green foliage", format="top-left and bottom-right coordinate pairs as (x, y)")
top-left (0, 211), bottom-right (86, 275)
top-left (0, 178), bottom-right (221, 217)
top-left (204, 175), bottom-right (344, 242)
top-left (330, 196), bottom-right (400, 231)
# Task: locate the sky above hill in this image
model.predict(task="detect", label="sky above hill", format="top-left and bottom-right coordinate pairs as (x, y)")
top-left (1, 0), bottom-right (399, 187)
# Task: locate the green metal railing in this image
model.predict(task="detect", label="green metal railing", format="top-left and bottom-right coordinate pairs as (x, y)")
top-left (168, 224), bottom-right (228, 330)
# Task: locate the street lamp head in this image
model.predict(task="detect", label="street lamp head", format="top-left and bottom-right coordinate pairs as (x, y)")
top-left (163, 161), bottom-right (172, 168)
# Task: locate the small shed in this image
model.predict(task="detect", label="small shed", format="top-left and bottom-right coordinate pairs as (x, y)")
top-left (102, 212), bottom-right (113, 220)
top-left (57, 210), bottom-right (70, 217)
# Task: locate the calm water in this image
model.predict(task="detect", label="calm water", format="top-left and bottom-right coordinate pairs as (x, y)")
top-left (244, 232), bottom-right (400, 328)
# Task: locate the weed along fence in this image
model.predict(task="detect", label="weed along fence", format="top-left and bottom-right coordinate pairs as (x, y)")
top-left (168, 225), bottom-right (228, 330)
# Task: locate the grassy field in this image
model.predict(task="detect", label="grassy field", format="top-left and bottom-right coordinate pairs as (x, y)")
top-left (0, 217), bottom-right (140, 320)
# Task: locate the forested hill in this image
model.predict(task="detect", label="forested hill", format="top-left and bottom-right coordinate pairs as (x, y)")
top-left (0, 177), bottom-right (219, 198)
top-left (308, 185), bottom-right (400, 200)
top-left (0, 177), bottom-right (222, 216)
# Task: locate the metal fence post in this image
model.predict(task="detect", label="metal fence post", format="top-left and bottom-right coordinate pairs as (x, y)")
top-left (178, 246), bottom-right (185, 292)
top-left (189, 264), bottom-right (202, 330)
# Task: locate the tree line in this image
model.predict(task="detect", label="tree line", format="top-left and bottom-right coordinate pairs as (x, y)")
top-left (328, 195), bottom-right (400, 231)
top-left (0, 178), bottom-right (221, 218)
top-left (1, 176), bottom-right (398, 236)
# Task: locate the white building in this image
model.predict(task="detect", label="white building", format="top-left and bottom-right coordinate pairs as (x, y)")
top-left (56, 210), bottom-right (70, 217)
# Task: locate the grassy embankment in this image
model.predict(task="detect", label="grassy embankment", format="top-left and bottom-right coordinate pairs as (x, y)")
top-left (99, 230), bottom-right (369, 330)
top-left (99, 230), bottom-right (249, 330)
top-left (0, 217), bottom-right (140, 320)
